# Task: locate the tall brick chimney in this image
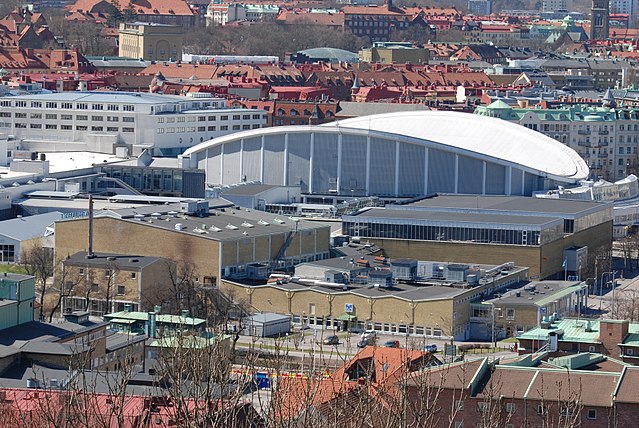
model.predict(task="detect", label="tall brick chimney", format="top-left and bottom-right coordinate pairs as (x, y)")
top-left (599, 319), bottom-right (629, 357)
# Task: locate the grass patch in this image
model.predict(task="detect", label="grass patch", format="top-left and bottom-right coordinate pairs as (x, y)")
top-left (0, 264), bottom-right (29, 274)
top-left (501, 337), bottom-right (519, 343)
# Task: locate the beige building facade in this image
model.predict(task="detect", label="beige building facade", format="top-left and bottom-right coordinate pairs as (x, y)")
top-left (54, 211), bottom-right (331, 283)
top-left (222, 265), bottom-right (529, 340)
top-left (119, 22), bottom-right (183, 61)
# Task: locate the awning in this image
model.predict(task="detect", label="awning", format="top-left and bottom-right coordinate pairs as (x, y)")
top-left (335, 313), bottom-right (357, 321)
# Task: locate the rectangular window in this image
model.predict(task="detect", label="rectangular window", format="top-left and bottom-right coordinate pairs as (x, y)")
top-left (253, 114), bottom-right (261, 119)
top-left (587, 409), bottom-right (597, 420)
top-left (45, 114), bottom-right (57, 120)
top-left (77, 115), bottom-right (88, 121)
top-left (505, 403), bottom-right (516, 414)
top-left (208, 126), bottom-right (216, 131)
top-left (506, 308), bottom-right (515, 320)
top-left (220, 115), bottom-right (228, 121)
top-left (232, 125), bottom-right (240, 130)
top-left (117, 285), bottom-right (126, 295)
top-left (30, 113), bottom-right (42, 119)
top-left (91, 126), bottom-right (103, 131)
top-left (233, 114), bottom-right (240, 120)
top-left (92, 104), bottom-right (104, 110)
top-left (45, 124), bottom-right (57, 130)
top-left (107, 127), bottom-right (118, 132)
top-left (61, 102), bottom-right (73, 109)
top-left (91, 116), bottom-right (103, 121)
top-left (220, 125), bottom-right (228, 131)
top-left (61, 114), bottom-right (72, 120)
top-left (45, 102), bottom-right (57, 109)
top-left (77, 103), bottom-right (88, 110)
top-left (15, 113), bottom-right (26, 118)
top-left (30, 124), bottom-right (42, 129)
top-left (61, 125), bottom-right (72, 130)
top-left (76, 125), bottom-right (88, 131)
top-left (455, 400), bottom-right (464, 410)
top-left (122, 117), bottom-right (134, 123)
top-left (123, 105), bottom-right (134, 111)
top-left (31, 102), bottom-right (42, 108)
top-left (122, 128), bottom-right (134, 133)
top-left (131, 272), bottom-right (136, 279)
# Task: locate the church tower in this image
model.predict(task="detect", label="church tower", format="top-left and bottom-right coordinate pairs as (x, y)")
top-left (590, 0), bottom-right (609, 40)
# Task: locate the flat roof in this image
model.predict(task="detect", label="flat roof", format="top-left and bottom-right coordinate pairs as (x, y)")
top-left (0, 211), bottom-right (61, 242)
top-left (252, 280), bottom-right (475, 302)
top-left (64, 252), bottom-right (163, 270)
top-left (350, 207), bottom-right (560, 227)
top-left (221, 184), bottom-right (283, 197)
top-left (405, 195), bottom-right (608, 216)
top-left (4, 91), bottom-right (191, 105)
top-left (81, 206), bottom-right (329, 242)
top-left (484, 281), bottom-right (584, 306)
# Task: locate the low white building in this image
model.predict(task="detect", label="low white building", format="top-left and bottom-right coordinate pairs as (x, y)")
top-left (0, 92), bottom-right (267, 156)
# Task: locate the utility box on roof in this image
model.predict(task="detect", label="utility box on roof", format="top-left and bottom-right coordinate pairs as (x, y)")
top-left (245, 313), bottom-right (290, 338)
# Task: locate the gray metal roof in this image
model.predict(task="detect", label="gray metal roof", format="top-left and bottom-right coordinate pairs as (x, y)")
top-left (247, 312), bottom-right (290, 324)
top-left (5, 91), bottom-right (188, 104)
top-left (350, 207), bottom-right (559, 227)
top-left (405, 195), bottom-right (607, 215)
top-left (484, 280), bottom-right (583, 305)
top-left (221, 184), bottom-right (282, 197)
top-left (0, 211), bottom-right (62, 242)
top-left (64, 252), bottom-right (163, 270)
top-left (65, 206), bottom-right (328, 242)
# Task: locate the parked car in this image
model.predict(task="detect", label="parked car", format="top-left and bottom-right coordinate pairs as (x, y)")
top-left (357, 339), bottom-right (370, 348)
top-left (361, 330), bottom-right (377, 340)
top-left (383, 340), bottom-right (400, 348)
top-left (422, 344), bottom-right (438, 353)
top-left (348, 326), bottom-right (364, 334)
top-left (323, 335), bottom-right (339, 345)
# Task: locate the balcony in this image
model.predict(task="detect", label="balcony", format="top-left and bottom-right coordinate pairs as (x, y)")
top-left (598, 130), bottom-right (609, 135)
top-left (597, 141), bottom-right (609, 147)
top-left (577, 141), bottom-right (591, 147)
top-left (578, 130), bottom-right (591, 135)
top-left (598, 153), bottom-right (609, 158)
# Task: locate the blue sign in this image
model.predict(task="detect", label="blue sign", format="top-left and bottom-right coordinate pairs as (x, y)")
top-left (345, 303), bottom-right (354, 313)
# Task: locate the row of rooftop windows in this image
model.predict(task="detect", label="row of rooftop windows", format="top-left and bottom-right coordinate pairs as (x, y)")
top-left (158, 114), bottom-right (262, 123)
top-left (1, 100), bottom-right (136, 111)
top-left (156, 123), bottom-right (260, 133)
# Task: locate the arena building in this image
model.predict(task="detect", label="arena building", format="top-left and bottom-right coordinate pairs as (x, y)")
top-left (179, 111), bottom-right (590, 199)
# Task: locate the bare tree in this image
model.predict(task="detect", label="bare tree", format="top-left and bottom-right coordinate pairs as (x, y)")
top-left (20, 239), bottom-right (54, 320)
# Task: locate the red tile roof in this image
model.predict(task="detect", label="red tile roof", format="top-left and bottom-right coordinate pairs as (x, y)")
top-left (69, 0), bottom-right (195, 16)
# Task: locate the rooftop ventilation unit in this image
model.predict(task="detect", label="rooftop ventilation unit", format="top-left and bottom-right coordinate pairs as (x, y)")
top-left (273, 218), bottom-right (285, 224)
top-left (241, 222), bottom-right (254, 228)
top-left (174, 223), bottom-right (186, 231)
top-left (226, 224), bottom-right (238, 230)
top-left (134, 214), bottom-right (145, 221)
top-left (193, 228), bottom-right (208, 234)
top-left (258, 219), bottom-right (270, 226)
top-left (210, 226), bottom-right (222, 232)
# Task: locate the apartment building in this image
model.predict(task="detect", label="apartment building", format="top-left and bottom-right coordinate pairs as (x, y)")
top-left (61, 252), bottom-right (174, 316)
top-left (475, 99), bottom-right (639, 181)
top-left (0, 92), bottom-right (266, 156)
top-left (205, 3), bottom-right (279, 26)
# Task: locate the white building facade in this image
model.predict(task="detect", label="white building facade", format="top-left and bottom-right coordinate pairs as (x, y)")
top-left (0, 92), bottom-right (267, 156)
